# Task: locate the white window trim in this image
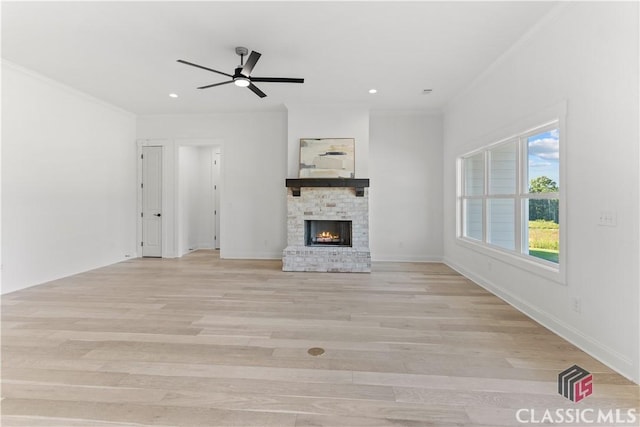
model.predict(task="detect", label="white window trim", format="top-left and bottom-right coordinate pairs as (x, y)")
top-left (456, 102), bottom-right (567, 285)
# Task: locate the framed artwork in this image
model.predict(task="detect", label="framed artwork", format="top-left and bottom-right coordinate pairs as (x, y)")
top-left (299, 138), bottom-right (355, 178)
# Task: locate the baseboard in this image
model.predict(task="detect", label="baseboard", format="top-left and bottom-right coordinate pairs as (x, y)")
top-left (221, 252), bottom-right (444, 263)
top-left (222, 251), bottom-right (282, 260)
top-left (1, 255), bottom-right (133, 296)
top-left (371, 254), bottom-right (443, 263)
top-left (443, 257), bottom-right (637, 384)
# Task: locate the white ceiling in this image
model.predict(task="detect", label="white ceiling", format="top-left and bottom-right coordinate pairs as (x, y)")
top-left (2, 1), bottom-right (558, 115)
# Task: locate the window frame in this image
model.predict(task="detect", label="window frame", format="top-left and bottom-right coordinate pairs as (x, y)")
top-left (456, 111), bottom-right (566, 285)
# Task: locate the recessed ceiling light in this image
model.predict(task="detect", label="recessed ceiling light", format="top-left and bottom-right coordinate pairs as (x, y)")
top-left (169, 93), bottom-right (179, 98)
top-left (369, 89), bottom-right (377, 94)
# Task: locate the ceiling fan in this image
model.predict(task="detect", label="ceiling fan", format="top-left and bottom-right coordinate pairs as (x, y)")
top-left (177, 47), bottom-right (304, 98)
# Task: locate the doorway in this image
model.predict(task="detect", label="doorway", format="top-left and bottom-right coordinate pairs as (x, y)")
top-left (177, 144), bottom-right (222, 256)
top-left (137, 139), bottom-right (222, 258)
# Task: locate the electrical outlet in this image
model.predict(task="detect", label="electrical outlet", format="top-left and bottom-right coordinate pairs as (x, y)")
top-left (598, 211), bottom-right (617, 227)
top-left (571, 297), bottom-right (581, 313)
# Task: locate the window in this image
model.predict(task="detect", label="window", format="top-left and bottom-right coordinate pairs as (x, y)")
top-left (524, 128), bottom-right (560, 263)
top-left (458, 121), bottom-right (561, 271)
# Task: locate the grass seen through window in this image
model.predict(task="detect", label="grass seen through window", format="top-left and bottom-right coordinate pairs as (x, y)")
top-left (529, 220), bottom-right (559, 263)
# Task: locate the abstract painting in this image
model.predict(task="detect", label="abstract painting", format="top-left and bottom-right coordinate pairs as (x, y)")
top-left (299, 138), bottom-right (355, 178)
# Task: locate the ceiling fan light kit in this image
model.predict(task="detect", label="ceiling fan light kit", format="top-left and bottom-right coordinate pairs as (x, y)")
top-left (178, 46), bottom-right (304, 98)
top-left (234, 78), bottom-right (250, 87)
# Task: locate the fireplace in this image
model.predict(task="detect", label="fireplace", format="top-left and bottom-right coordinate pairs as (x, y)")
top-left (305, 220), bottom-right (352, 247)
top-left (283, 178), bottom-right (371, 273)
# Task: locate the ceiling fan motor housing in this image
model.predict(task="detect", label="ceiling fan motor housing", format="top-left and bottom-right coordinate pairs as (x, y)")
top-left (233, 67), bottom-right (250, 87)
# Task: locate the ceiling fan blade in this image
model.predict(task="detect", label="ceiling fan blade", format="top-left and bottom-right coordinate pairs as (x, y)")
top-left (197, 80), bottom-right (234, 89)
top-left (250, 77), bottom-right (304, 84)
top-left (241, 51), bottom-right (261, 76)
top-left (177, 59), bottom-right (233, 78)
top-left (247, 83), bottom-right (267, 98)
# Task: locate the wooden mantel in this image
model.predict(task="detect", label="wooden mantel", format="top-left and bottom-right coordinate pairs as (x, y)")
top-left (285, 178), bottom-right (370, 197)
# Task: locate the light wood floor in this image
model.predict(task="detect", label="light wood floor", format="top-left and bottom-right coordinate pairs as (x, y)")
top-left (2, 250), bottom-right (638, 426)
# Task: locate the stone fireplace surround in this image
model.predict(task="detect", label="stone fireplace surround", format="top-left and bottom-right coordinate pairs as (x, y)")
top-left (282, 179), bottom-right (371, 272)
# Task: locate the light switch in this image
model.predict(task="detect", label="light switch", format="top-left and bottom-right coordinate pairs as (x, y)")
top-left (598, 211), bottom-right (617, 227)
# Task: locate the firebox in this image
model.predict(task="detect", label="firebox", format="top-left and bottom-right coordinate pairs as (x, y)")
top-left (305, 220), bottom-right (352, 247)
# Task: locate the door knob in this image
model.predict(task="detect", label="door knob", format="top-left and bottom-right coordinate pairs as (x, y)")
top-left (154, 213), bottom-right (161, 217)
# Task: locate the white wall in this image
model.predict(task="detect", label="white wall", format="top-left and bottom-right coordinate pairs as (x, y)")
top-left (178, 146), bottom-right (199, 256)
top-left (369, 112), bottom-right (443, 261)
top-left (141, 106), bottom-right (443, 263)
top-left (178, 145), bottom-right (215, 256)
top-left (286, 105), bottom-right (370, 178)
top-left (137, 112), bottom-right (287, 259)
top-left (196, 147), bottom-right (215, 249)
top-left (1, 62), bottom-right (137, 294)
top-left (443, 2), bottom-right (639, 382)
top-left (286, 105), bottom-right (444, 262)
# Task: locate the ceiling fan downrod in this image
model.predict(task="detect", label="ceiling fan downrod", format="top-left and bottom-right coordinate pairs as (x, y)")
top-left (235, 46), bottom-right (248, 67)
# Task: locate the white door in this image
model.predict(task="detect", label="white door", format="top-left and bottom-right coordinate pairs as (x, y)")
top-left (213, 152), bottom-right (221, 249)
top-left (142, 146), bottom-right (162, 257)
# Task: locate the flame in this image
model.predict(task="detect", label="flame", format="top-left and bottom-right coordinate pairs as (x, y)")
top-left (317, 231), bottom-right (340, 240)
